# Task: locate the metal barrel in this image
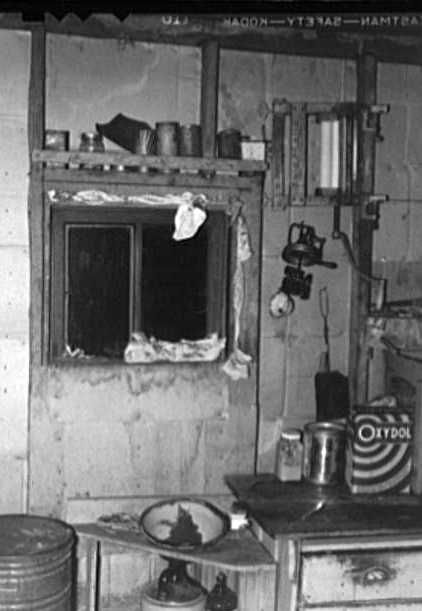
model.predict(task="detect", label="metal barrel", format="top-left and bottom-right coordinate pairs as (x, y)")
top-left (303, 421), bottom-right (346, 486)
top-left (179, 124), bottom-right (202, 157)
top-left (0, 514), bottom-right (76, 610)
top-left (155, 122), bottom-right (180, 156)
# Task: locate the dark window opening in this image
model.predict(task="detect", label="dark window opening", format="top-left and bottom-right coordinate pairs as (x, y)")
top-left (141, 223), bottom-right (208, 341)
top-left (67, 225), bottom-right (131, 358)
top-left (50, 206), bottom-right (228, 362)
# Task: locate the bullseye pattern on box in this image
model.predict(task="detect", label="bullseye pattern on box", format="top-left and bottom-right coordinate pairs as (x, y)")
top-left (346, 405), bottom-right (414, 494)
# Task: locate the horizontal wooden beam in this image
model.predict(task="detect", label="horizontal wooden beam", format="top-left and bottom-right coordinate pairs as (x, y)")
top-left (33, 149), bottom-right (267, 173)
top-left (43, 168), bottom-right (262, 191)
top-left (2, 12), bottom-right (422, 65)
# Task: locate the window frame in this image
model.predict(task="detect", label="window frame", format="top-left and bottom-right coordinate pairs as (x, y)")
top-left (49, 203), bottom-right (229, 363)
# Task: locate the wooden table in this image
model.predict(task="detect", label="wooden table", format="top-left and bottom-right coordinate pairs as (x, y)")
top-left (75, 522), bottom-right (276, 610)
top-left (225, 473), bottom-right (422, 611)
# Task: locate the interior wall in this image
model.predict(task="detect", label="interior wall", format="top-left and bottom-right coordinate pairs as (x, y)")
top-left (0, 27), bottom-right (414, 606)
top-left (46, 35), bottom-right (201, 146)
top-left (219, 53), bottom-right (422, 469)
top-left (29, 35), bottom-right (262, 518)
top-left (374, 62), bottom-right (422, 296)
top-left (0, 30), bottom-right (30, 513)
top-left (369, 63), bottom-right (422, 396)
top-left (219, 50), bottom-right (355, 470)
top-left (18, 33), bottom-right (422, 517)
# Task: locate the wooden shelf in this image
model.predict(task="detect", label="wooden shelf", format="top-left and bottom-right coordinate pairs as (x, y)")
top-left (76, 522), bottom-right (276, 572)
top-left (76, 522), bottom-right (277, 611)
top-left (33, 149), bottom-right (267, 176)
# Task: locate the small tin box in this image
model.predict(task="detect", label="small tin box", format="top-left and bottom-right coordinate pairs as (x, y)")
top-left (44, 130), bottom-right (69, 151)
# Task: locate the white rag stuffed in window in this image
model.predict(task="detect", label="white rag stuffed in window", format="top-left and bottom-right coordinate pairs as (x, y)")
top-left (173, 202), bottom-right (207, 241)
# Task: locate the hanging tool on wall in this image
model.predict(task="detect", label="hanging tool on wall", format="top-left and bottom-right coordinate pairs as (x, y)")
top-left (332, 192), bottom-right (388, 312)
top-left (269, 222), bottom-right (337, 317)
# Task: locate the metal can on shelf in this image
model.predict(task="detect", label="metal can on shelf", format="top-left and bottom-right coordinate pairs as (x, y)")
top-left (217, 128), bottom-right (242, 159)
top-left (302, 421), bottom-right (346, 486)
top-left (44, 129), bottom-right (69, 151)
top-left (44, 129), bottom-right (69, 168)
top-left (276, 428), bottom-right (303, 482)
top-left (179, 124), bottom-right (202, 157)
top-left (155, 122), bottom-right (180, 156)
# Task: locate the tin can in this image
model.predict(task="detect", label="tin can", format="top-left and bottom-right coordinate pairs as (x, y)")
top-left (135, 128), bottom-right (156, 155)
top-left (217, 129), bottom-right (241, 159)
top-left (179, 124), bottom-right (202, 157)
top-left (44, 129), bottom-right (69, 151)
top-left (44, 129), bottom-right (70, 168)
top-left (155, 122), bottom-right (180, 156)
top-left (303, 421), bottom-right (346, 486)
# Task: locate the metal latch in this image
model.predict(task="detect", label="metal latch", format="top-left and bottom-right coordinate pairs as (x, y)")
top-left (362, 104), bottom-right (390, 141)
top-left (364, 194), bottom-right (389, 228)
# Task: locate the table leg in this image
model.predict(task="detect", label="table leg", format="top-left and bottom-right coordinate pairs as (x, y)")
top-left (86, 539), bottom-right (101, 611)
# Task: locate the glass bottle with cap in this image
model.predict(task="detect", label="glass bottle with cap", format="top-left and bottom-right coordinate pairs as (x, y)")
top-left (276, 428), bottom-right (303, 481)
top-left (206, 572), bottom-right (237, 611)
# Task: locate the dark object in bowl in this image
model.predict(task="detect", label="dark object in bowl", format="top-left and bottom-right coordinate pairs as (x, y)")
top-left (140, 497), bottom-right (230, 551)
top-left (96, 113), bottom-right (155, 154)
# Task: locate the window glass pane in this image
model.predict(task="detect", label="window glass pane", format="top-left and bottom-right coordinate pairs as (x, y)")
top-left (67, 225), bottom-right (131, 358)
top-left (141, 222), bottom-right (208, 341)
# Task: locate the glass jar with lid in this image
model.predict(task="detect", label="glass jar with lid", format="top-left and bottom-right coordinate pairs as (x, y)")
top-left (276, 428), bottom-right (303, 482)
top-left (79, 131), bottom-right (106, 170)
top-left (79, 131), bottom-right (105, 153)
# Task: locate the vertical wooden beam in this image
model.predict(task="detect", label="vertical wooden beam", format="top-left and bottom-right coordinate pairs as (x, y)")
top-left (271, 111), bottom-right (285, 206)
top-left (200, 40), bottom-right (219, 158)
top-left (349, 52), bottom-right (377, 405)
top-left (289, 103), bottom-right (307, 205)
top-left (27, 26), bottom-right (46, 512)
top-left (28, 25), bottom-right (46, 368)
top-left (28, 25), bottom-right (45, 157)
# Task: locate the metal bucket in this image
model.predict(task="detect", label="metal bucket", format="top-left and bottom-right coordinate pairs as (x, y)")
top-left (0, 514), bottom-right (76, 610)
top-left (156, 122), bottom-right (180, 156)
top-left (303, 421), bottom-right (346, 486)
